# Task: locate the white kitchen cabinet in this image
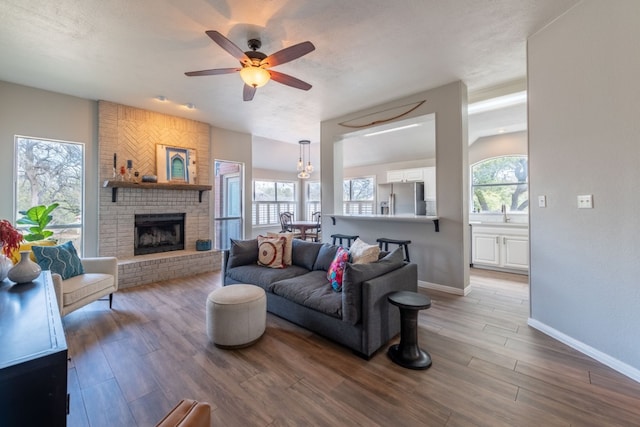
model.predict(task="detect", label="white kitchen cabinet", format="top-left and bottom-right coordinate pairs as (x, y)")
top-left (472, 225), bottom-right (529, 273)
top-left (387, 168), bottom-right (424, 183)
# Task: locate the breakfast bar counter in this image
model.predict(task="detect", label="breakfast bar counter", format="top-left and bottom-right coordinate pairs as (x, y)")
top-left (328, 213), bottom-right (440, 232)
top-left (322, 214), bottom-right (442, 284)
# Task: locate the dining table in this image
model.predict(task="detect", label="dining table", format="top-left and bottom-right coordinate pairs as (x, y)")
top-left (290, 220), bottom-right (319, 241)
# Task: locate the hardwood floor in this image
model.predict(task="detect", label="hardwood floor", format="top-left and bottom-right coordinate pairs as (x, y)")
top-left (64, 268), bottom-right (640, 426)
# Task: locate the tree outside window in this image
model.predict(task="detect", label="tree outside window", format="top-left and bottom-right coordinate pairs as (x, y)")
top-left (471, 156), bottom-right (528, 213)
top-left (343, 177), bottom-right (375, 214)
top-left (15, 136), bottom-right (84, 249)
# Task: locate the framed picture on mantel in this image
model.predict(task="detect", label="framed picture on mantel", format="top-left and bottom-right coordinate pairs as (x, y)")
top-left (156, 144), bottom-right (197, 184)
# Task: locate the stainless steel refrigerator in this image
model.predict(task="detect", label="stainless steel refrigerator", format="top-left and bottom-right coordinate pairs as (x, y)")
top-left (390, 182), bottom-right (426, 215)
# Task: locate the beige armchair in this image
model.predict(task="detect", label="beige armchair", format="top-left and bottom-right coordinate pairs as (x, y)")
top-left (51, 257), bottom-right (118, 316)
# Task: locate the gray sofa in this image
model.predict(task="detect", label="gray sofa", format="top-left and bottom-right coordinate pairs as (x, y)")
top-left (223, 238), bottom-right (418, 358)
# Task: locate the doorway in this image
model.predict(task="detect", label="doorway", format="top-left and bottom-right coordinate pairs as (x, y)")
top-left (214, 160), bottom-right (243, 250)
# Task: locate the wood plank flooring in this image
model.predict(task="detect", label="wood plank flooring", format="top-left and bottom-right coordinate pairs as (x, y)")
top-left (63, 268), bottom-right (640, 426)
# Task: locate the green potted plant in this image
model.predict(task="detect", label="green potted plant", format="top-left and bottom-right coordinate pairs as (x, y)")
top-left (10, 203), bottom-right (60, 264)
top-left (17, 203), bottom-right (59, 242)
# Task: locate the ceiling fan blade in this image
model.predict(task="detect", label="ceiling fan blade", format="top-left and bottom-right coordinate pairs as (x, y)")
top-left (243, 84), bottom-right (256, 101)
top-left (185, 68), bottom-right (240, 77)
top-left (269, 71), bottom-right (312, 91)
top-left (206, 30), bottom-right (251, 65)
top-left (260, 41), bottom-right (315, 67)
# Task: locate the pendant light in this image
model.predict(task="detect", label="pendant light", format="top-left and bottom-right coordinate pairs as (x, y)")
top-left (297, 140), bottom-right (313, 179)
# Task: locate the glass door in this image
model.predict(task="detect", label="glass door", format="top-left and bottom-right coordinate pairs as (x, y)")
top-left (214, 160), bottom-right (243, 250)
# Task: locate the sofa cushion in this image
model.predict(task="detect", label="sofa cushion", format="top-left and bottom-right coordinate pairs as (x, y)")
top-left (349, 238), bottom-right (380, 264)
top-left (271, 271), bottom-right (342, 319)
top-left (342, 247), bottom-right (405, 325)
top-left (33, 241), bottom-right (84, 280)
top-left (313, 244), bottom-right (339, 271)
top-left (327, 246), bottom-right (350, 292)
top-left (291, 239), bottom-right (322, 270)
top-left (267, 232), bottom-right (294, 266)
top-left (257, 235), bottom-right (286, 269)
top-left (226, 264), bottom-right (310, 291)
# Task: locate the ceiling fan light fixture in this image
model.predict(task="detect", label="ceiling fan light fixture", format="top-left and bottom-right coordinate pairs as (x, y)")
top-left (240, 66), bottom-right (270, 88)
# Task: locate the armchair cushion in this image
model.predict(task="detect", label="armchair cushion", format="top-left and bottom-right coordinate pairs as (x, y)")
top-left (33, 241), bottom-right (84, 280)
top-left (51, 256), bottom-right (118, 316)
top-left (60, 273), bottom-right (114, 307)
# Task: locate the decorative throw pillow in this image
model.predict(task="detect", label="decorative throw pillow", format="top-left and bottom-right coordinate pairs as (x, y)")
top-left (227, 238), bottom-right (259, 269)
top-left (32, 241), bottom-right (84, 280)
top-left (327, 246), bottom-right (350, 292)
top-left (257, 235), bottom-right (286, 269)
top-left (267, 232), bottom-right (294, 266)
top-left (349, 238), bottom-right (380, 264)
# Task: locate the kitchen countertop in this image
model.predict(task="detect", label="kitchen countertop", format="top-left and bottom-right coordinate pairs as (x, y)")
top-left (469, 221), bottom-right (528, 228)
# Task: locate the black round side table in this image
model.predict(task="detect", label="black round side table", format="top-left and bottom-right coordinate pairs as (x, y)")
top-left (387, 291), bottom-right (432, 370)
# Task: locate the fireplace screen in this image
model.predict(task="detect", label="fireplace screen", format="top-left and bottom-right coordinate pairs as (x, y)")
top-left (134, 213), bottom-right (185, 255)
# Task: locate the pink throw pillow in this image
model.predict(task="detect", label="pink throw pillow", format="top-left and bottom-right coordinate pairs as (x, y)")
top-left (327, 246), bottom-right (350, 292)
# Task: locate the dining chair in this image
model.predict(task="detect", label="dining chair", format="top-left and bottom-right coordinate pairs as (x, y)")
top-left (279, 212), bottom-right (302, 238)
top-left (279, 212), bottom-right (294, 232)
top-left (305, 211), bottom-right (322, 242)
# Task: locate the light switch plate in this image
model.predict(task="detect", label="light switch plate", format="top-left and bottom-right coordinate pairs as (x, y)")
top-left (538, 195), bottom-right (547, 208)
top-left (577, 194), bottom-right (593, 209)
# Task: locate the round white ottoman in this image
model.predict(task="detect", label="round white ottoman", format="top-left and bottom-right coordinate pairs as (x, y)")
top-left (206, 284), bottom-right (266, 348)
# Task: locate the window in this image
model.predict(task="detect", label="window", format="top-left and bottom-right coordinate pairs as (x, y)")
top-left (306, 181), bottom-right (321, 220)
top-left (15, 136), bottom-right (84, 250)
top-left (343, 176), bottom-right (375, 215)
top-left (252, 180), bottom-right (297, 225)
top-left (471, 156), bottom-right (528, 213)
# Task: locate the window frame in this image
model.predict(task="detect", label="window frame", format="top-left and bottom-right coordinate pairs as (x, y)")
top-left (305, 180), bottom-right (321, 220)
top-left (343, 175), bottom-right (376, 215)
top-left (470, 155), bottom-right (528, 214)
top-left (251, 179), bottom-right (297, 226)
top-left (14, 135), bottom-right (85, 253)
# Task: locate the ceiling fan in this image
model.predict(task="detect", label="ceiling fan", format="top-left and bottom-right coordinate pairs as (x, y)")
top-left (185, 30), bottom-right (315, 101)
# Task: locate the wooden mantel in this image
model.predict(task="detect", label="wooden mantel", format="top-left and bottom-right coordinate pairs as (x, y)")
top-left (103, 180), bottom-right (212, 202)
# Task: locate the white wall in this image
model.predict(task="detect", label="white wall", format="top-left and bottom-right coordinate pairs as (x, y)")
top-left (0, 81), bottom-right (100, 256)
top-left (528, 0), bottom-right (640, 378)
top-left (469, 131), bottom-right (527, 165)
top-left (321, 81), bottom-right (469, 290)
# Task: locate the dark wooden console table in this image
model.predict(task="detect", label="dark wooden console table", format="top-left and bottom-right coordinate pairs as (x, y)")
top-left (0, 271), bottom-right (68, 426)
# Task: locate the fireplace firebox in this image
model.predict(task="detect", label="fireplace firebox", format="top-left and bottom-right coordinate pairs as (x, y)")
top-left (134, 213), bottom-right (185, 255)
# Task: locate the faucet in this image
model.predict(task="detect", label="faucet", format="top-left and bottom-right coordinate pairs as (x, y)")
top-left (501, 204), bottom-right (510, 223)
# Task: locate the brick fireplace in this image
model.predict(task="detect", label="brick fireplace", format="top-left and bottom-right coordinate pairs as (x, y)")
top-left (98, 101), bottom-right (221, 288)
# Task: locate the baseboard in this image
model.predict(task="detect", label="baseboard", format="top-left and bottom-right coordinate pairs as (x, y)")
top-left (528, 318), bottom-right (640, 384)
top-left (418, 280), bottom-right (470, 296)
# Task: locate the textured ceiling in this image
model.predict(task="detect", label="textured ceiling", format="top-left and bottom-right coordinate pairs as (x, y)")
top-left (0, 0), bottom-right (578, 148)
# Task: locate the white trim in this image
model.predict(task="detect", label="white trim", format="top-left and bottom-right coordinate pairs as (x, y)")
top-left (418, 280), bottom-right (470, 296)
top-left (528, 318), bottom-right (640, 384)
